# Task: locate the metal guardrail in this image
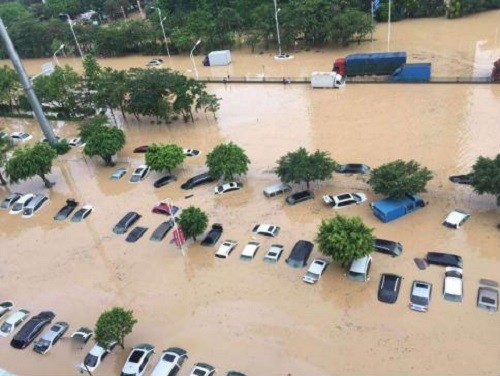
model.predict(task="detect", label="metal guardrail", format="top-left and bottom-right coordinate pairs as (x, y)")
top-left (198, 76), bottom-right (498, 84)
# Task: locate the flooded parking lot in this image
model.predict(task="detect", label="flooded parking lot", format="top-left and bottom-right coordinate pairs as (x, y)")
top-left (0, 10), bottom-right (500, 376)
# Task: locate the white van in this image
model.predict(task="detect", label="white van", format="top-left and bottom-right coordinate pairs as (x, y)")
top-left (263, 183), bottom-right (292, 198)
top-left (347, 255), bottom-right (372, 282)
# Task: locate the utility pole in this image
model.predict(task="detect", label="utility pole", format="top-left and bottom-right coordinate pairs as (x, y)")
top-left (0, 17), bottom-right (56, 143)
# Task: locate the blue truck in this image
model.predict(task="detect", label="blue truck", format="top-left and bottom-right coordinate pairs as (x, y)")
top-left (370, 194), bottom-right (426, 223)
top-left (334, 52), bottom-right (407, 76)
top-left (390, 63), bottom-right (431, 82)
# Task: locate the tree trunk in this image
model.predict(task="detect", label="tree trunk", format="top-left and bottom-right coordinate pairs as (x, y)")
top-left (39, 174), bottom-right (54, 188)
top-left (193, 235), bottom-right (197, 241)
top-left (119, 335), bottom-right (124, 349)
top-left (120, 104), bottom-right (127, 120)
top-left (189, 109), bottom-right (194, 122)
top-left (0, 171), bottom-right (7, 185)
top-left (306, 180), bottom-right (310, 189)
top-left (102, 155), bottom-right (114, 166)
top-left (497, 195), bottom-right (500, 206)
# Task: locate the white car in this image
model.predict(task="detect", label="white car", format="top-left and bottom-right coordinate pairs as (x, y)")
top-left (0, 301), bottom-right (13, 318)
top-left (443, 209), bottom-right (470, 229)
top-left (0, 309), bottom-right (29, 337)
top-left (33, 321), bottom-right (69, 354)
top-left (129, 165), bottom-right (151, 183)
top-left (70, 327), bottom-right (93, 344)
top-left (240, 241), bottom-right (261, 261)
top-left (215, 240), bottom-right (238, 259)
top-left (214, 182), bottom-right (243, 195)
top-left (146, 59), bottom-right (163, 67)
top-left (443, 267), bottom-right (463, 302)
top-left (183, 148), bottom-right (200, 157)
top-left (121, 343), bottom-right (155, 376)
top-left (10, 131), bottom-right (32, 144)
top-left (189, 362), bottom-right (215, 376)
top-left (22, 193), bottom-right (49, 218)
top-left (80, 341), bottom-right (118, 372)
top-left (252, 224), bottom-right (280, 237)
top-left (303, 258), bottom-right (329, 284)
top-left (9, 193), bottom-right (35, 215)
top-left (150, 347), bottom-right (188, 376)
top-left (322, 192), bottom-right (367, 208)
top-left (68, 137), bottom-right (85, 147)
top-left (263, 244), bottom-right (284, 263)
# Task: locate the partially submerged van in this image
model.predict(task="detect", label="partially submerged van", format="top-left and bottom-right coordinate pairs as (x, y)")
top-left (370, 194), bottom-right (425, 223)
top-left (263, 183), bottom-right (292, 198)
top-left (347, 255), bottom-right (372, 282)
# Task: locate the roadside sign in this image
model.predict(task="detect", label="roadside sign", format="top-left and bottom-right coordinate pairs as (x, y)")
top-left (173, 227), bottom-right (185, 247)
top-left (41, 62), bottom-right (54, 75)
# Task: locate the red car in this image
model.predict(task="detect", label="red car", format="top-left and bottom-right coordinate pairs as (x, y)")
top-left (133, 145), bottom-right (149, 153)
top-left (152, 202), bottom-right (180, 216)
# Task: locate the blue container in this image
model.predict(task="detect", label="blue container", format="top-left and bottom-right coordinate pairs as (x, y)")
top-left (345, 52), bottom-right (407, 76)
top-left (390, 63), bottom-right (431, 82)
top-left (371, 194), bottom-right (425, 223)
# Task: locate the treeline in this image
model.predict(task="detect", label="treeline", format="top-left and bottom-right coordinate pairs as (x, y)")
top-left (0, 55), bottom-right (220, 122)
top-left (0, 0), bottom-right (499, 59)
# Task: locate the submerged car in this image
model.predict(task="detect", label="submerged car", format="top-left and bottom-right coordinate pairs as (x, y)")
top-left (54, 198), bottom-right (78, 221)
top-left (0, 301), bottom-right (14, 318)
top-left (9, 193), bottom-right (34, 215)
top-left (180, 172), bottom-right (215, 190)
top-left (125, 226), bottom-right (148, 243)
top-left (449, 174), bottom-right (473, 185)
top-left (150, 220), bottom-right (174, 242)
top-left (409, 280), bottom-right (432, 312)
top-left (11, 311), bottom-right (55, 349)
top-left (154, 175), bottom-right (177, 188)
top-left (215, 240), bottom-right (238, 259)
top-left (70, 327), bottom-right (93, 344)
top-left (80, 341), bottom-right (118, 372)
top-left (110, 167), bottom-right (127, 180)
top-left (0, 309), bottom-right (29, 337)
top-left (336, 163), bottom-right (370, 174)
top-left (373, 238), bottom-right (403, 257)
top-left (68, 137), bottom-right (85, 147)
top-left (129, 165), bottom-right (150, 183)
top-left (22, 194), bottom-right (49, 218)
top-left (146, 59), bottom-right (163, 66)
top-left (183, 149), bottom-right (200, 157)
top-left (285, 190), bottom-right (314, 205)
top-left (443, 267), bottom-right (463, 302)
top-left (133, 145), bottom-right (149, 153)
top-left (201, 223), bottom-right (223, 246)
top-left (426, 252), bottom-right (463, 268)
top-left (443, 209), bottom-right (470, 229)
top-left (285, 240), bottom-right (313, 268)
top-left (1, 192), bottom-right (22, 209)
top-left (303, 258), bottom-right (329, 284)
top-left (10, 131), bottom-right (32, 144)
top-left (323, 192), bottom-right (367, 208)
top-left (263, 244), bottom-right (284, 263)
top-left (120, 343), bottom-right (155, 376)
top-left (152, 203), bottom-right (180, 216)
top-left (240, 241), bottom-right (261, 261)
top-left (71, 205), bottom-right (93, 222)
top-left (477, 286), bottom-right (498, 312)
top-left (33, 321), bottom-right (68, 354)
top-left (214, 182), bottom-right (243, 195)
top-left (378, 274), bottom-right (403, 304)
top-left (252, 224), bottom-right (280, 237)
top-left (113, 212), bottom-right (142, 234)
top-left (189, 362), bottom-right (215, 376)
top-left (150, 347), bottom-right (188, 376)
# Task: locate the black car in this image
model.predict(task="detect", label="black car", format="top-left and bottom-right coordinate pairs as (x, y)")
top-left (125, 226), bottom-right (148, 242)
top-left (113, 212), bottom-right (142, 234)
top-left (200, 224), bottom-right (223, 246)
top-left (285, 240), bottom-right (313, 268)
top-left (180, 172), bottom-right (215, 190)
top-left (373, 238), bottom-right (403, 257)
top-left (378, 274), bottom-right (403, 304)
top-left (426, 252), bottom-right (463, 268)
top-left (10, 311), bottom-right (55, 349)
top-left (449, 174), bottom-right (473, 185)
top-left (150, 220), bottom-right (174, 242)
top-left (154, 175), bottom-right (177, 188)
top-left (336, 164), bottom-right (370, 174)
top-left (285, 190), bottom-right (314, 205)
top-left (1, 192), bottom-right (22, 209)
top-left (54, 198), bottom-right (79, 221)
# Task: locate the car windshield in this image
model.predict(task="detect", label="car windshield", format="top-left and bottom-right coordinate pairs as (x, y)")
top-left (162, 353), bottom-right (176, 362)
top-left (410, 295), bottom-right (428, 305)
top-left (337, 194), bottom-right (351, 200)
top-left (1, 322), bottom-right (12, 332)
top-left (193, 370), bottom-right (207, 376)
top-left (12, 201), bottom-right (23, 211)
top-left (23, 208), bottom-right (33, 216)
top-left (133, 168), bottom-right (142, 175)
top-left (444, 292), bottom-right (462, 302)
top-left (305, 272), bottom-right (318, 279)
top-left (84, 353), bottom-right (99, 367)
top-left (347, 271), bottom-right (365, 282)
top-left (240, 255), bottom-right (252, 261)
top-left (353, 194), bottom-right (362, 201)
top-left (129, 350), bottom-right (143, 363)
top-left (480, 297), bottom-right (496, 305)
top-left (37, 339), bottom-right (51, 347)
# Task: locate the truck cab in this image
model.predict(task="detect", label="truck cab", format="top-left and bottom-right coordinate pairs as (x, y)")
top-left (370, 194), bottom-right (425, 223)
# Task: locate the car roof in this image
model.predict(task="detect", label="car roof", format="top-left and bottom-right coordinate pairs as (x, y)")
top-left (478, 287), bottom-right (498, 303)
top-left (444, 209), bottom-right (469, 225)
top-left (241, 242), bottom-right (260, 255)
top-left (349, 255), bottom-right (372, 273)
top-left (444, 275), bottom-right (463, 295)
top-left (372, 195), bottom-right (421, 211)
top-left (6, 310), bottom-right (29, 323)
top-left (308, 259), bottom-right (327, 273)
top-left (89, 342), bottom-right (108, 356)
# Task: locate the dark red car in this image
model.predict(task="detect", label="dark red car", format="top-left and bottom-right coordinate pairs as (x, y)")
top-left (152, 202), bottom-right (180, 216)
top-left (133, 145), bottom-right (149, 153)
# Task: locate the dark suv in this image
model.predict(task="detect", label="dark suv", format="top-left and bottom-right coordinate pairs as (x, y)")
top-left (285, 190), bottom-right (314, 205)
top-left (426, 252), bottom-right (463, 268)
top-left (285, 240), bottom-right (313, 268)
top-left (180, 172), bottom-right (215, 190)
top-left (113, 212), bottom-right (141, 234)
top-left (10, 311), bottom-right (55, 349)
top-left (373, 238), bottom-right (403, 257)
top-left (201, 224), bottom-right (223, 246)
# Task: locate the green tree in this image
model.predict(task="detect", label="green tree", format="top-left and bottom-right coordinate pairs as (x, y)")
top-left (79, 115), bottom-right (108, 141)
top-left (5, 142), bottom-right (58, 188)
top-left (82, 54), bottom-right (102, 107)
top-left (83, 125), bottom-right (125, 166)
top-left (0, 66), bottom-right (20, 112)
top-left (94, 307), bottom-right (137, 349)
top-left (0, 131), bottom-right (12, 185)
top-left (145, 143), bottom-right (185, 174)
top-left (206, 142), bottom-right (250, 180)
top-left (46, 0), bottom-right (81, 17)
top-left (367, 159), bottom-right (433, 199)
top-left (95, 68), bottom-right (129, 119)
top-left (471, 154), bottom-right (500, 206)
top-left (276, 147), bottom-right (336, 189)
top-left (316, 215), bottom-right (375, 266)
top-left (178, 206), bottom-right (208, 241)
top-left (330, 8), bottom-right (374, 46)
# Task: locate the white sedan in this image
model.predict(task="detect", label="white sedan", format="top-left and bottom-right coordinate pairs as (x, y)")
top-left (215, 240), bottom-right (238, 259)
top-left (183, 148), bottom-right (200, 157)
top-left (151, 347), bottom-right (188, 376)
top-left (214, 182), bottom-right (243, 195)
top-left (443, 209), bottom-right (470, 229)
top-left (240, 241), bottom-right (261, 261)
top-left (10, 131), bottom-right (32, 144)
top-left (121, 343), bottom-right (155, 376)
top-left (322, 192), bottom-right (367, 208)
top-left (252, 224), bottom-right (280, 237)
top-left (68, 137), bottom-right (85, 147)
top-left (129, 165), bottom-right (151, 183)
top-left (263, 244), bottom-right (284, 263)
top-left (303, 258), bottom-right (329, 284)
top-left (443, 267), bottom-right (463, 302)
top-left (80, 341), bottom-right (118, 372)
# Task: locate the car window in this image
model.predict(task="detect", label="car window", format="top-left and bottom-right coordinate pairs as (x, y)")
top-left (338, 201), bottom-right (352, 207)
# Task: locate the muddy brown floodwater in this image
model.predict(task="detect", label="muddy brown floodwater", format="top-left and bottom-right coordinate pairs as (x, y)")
top-left (1, 12), bottom-right (500, 376)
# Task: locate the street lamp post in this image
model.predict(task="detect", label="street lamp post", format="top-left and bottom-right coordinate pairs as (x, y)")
top-left (60, 13), bottom-right (84, 59)
top-left (52, 44), bottom-right (65, 67)
top-left (273, 0), bottom-right (282, 57)
top-left (152, 7), bottom-right (170, 59)
top-left (190, 39), bottom-right (201, 79)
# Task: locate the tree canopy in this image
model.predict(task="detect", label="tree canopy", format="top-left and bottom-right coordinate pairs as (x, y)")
top-left (83, 124), bottom-right (125, 166)
top-left (367, 159), bottom-right (433, 199)
top-left (145, 143), bottom-right (185, 173)
top-left (471, 154), bottom-right (500, 206)
top-left (205, 142), bottom-right (250, 180)
top-left (179, 206), bottom-right (208, 241)
top-left (276, 147), bottom-right (336, 189)
top-left (94, 307), bottom-right (137, 349)
top-left (5, 142), bottom-right (58, 188)
top-left (315, 215), bottom-right (374, 266)
top-left (0, 131), bottom-right (12, 185)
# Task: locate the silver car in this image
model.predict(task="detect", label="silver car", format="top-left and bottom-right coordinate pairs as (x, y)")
top-left (33, 321), bottom-right (69, 354)
top-left (477, 287), bottom-right (498, 312)
top-left (409, 280), bottom-right (432, 312)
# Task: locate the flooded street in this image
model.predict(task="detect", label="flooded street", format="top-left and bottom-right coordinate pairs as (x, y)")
top-left (0, 11), bottom-right (500, 376)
